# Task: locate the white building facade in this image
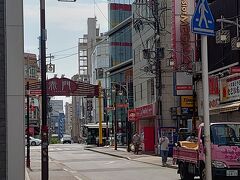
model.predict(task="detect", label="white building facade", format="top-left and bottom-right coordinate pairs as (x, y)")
top-left (132, 0), bottom-right (176, 154)
top-left (91, 39), bottom-right (110, 123)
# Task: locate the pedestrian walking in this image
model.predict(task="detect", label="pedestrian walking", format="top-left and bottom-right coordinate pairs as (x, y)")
top-left (159, 134), bottom-right (169, 166)
top-left (132, 132), bottom-right (141, 154)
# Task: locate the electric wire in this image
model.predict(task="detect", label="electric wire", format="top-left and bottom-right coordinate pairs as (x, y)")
top-left (49, 23), bottom-right (129, 61)
top-left (93, 0), bottom-right (113, 27)
top-left (50, 45), bottom-right (78, 54)
top-left (47, 1), bottom-right (163, 63)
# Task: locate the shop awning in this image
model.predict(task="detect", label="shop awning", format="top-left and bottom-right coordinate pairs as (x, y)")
top-left (210, 102), bottom-right (240, 115)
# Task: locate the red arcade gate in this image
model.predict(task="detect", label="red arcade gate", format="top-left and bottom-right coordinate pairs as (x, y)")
top-left (28, 77), bottom-right (99, 97)
top-left (25, 77), bottom-right (99, 139)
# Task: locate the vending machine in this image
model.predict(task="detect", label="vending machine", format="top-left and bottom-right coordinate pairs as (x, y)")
top-left (159, 127), bottom-right (177, 156)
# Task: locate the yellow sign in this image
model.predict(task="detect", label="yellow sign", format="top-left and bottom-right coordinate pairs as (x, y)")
top-left (181, 96), bottom-right (193, 108)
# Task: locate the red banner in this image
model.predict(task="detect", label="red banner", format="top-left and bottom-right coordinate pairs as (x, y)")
top-left (116, 103), bottom-right (128, 108)
top-left (129, 103), bottom-right (155, 121)
top-left (176, 85), bottom-right (192, 90)
top-left (209, 76), bottom-right (219, 95)
top-left (29, 90), bottom-right (42, 95)
top-left (230, 66), bottom-right (240, 74)
top-left (110, 3), bottom-right (131, 11)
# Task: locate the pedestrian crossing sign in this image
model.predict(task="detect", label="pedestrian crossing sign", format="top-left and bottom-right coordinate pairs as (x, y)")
top-left (191, 0), bottom-right (215, 36)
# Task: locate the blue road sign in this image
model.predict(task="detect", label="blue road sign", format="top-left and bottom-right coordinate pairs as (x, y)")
top-left (191, 0), bottom-right (215, 36)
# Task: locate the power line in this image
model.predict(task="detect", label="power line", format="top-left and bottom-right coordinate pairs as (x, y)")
top-left (51, 52), bottom-right (78, 62)
top-left (94, 0), bottom-right (113, 27)
top-left (50, 45), bottom-right (78, 54)
top-left (49, 23), bottom-right (153, 63)
top-left (47, 2), bottom-right (142, 61)
top-left (49, 25), bottom-right (131, 62)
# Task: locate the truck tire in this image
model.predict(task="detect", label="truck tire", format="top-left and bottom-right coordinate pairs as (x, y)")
top-left (179, 162), bottom-right (194, 180)
top-left (200, 168), bottom-right (216, 180)
top-left (200, 167), bottom-right (206, 180)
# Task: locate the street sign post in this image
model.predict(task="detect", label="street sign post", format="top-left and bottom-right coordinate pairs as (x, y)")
top-left (192, 0), bottom-right (215, 36)
top-left (191, 0), bottom-right (215, 179)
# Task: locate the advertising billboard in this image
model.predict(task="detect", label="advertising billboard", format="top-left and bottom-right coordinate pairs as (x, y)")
top-left (220, 74), bottom-right (240, 103)
top-left (172, 0), bottom-right (196, 71)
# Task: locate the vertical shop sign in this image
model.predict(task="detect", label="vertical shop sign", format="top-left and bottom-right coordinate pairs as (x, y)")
top-left (172, 0), bottom-right (195, 70)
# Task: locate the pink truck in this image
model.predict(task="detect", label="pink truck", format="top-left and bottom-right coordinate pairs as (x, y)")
top-left (173, 122), bottom-right (240, 180)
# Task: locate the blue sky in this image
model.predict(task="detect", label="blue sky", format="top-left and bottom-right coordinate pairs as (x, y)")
top-left (24, 0), bottom-right (108, 104)
top-left (24, 0), bottom-right (108, 78)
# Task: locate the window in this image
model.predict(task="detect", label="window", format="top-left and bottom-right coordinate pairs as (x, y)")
top-left (211, 124), bottom-right (240, 145)
top-left (147, 78), bottom-right (155, 103)
top-left (25, 66), bottom-right (37, 79)
top-left (96, 68), bottom-right (103, 79)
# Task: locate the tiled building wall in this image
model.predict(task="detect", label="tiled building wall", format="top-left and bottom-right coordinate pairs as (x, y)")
top-left (132, 0), bottom-right (176, 126)
top-left (0, 0), bottom-right (6, 178)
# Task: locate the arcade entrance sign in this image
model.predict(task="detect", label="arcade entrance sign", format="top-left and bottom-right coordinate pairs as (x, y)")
top-left (28, 77), bottom-right (99, 97)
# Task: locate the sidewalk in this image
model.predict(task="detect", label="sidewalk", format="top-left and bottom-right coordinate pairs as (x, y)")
top-left (85, 145), bottom-right (178, 169)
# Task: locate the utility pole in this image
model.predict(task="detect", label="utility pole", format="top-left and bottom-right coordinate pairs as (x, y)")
top-left (26, 55), bottom-right (30, 168)
top-left (40, 0), bottom-right (48, 179)
top-left (202, 36), bottom-right (212, 180)
top-left (114, 90), bottom-right (117, 150)
top-left (153, 0), bottom-right (163, 145)
top-left (26, 82), bottom-right (30, 167)
top-left (192, 50), bottom-right (197, 133)
top-left (98, 81), bottom-right (103, 146)
top-left (125, 83), bottom-right (130, 152)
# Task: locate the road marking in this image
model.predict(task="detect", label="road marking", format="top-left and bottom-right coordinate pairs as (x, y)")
top-left (25, 168), bottom-right (30, 180)
top-left (70, 170), bottom-right (77, 173)
top-left (63, 168), bottom-right (77, 175)
top-left (105, 161), bottom-right (115, 165)
top-left (63, 168), bottom-right (69, 172)
top-left (74, 176), bottom-right (83, 180)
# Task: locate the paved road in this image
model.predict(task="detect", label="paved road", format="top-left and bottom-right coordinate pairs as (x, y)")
top-left (28, 144), bottom-right (181, 180)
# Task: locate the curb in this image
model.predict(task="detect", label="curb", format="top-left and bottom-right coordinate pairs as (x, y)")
top-left (86, 148), bottom-right (131, 160)
top-left (85, 148), bottom-right (178, 169)
top-left (25, 168), bottom-right (30, 180)
top-left (132, 159), bottom-right (178, 169)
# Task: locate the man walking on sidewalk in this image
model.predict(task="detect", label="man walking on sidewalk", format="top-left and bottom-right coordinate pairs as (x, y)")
top-left (132, 132), bottom-right (141, 154)
top-left (159, 134), bottom-right (169, 166)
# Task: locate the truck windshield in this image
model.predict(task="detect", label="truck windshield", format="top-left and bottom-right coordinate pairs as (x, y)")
top-left (211, 124), bottom-right (240, 146)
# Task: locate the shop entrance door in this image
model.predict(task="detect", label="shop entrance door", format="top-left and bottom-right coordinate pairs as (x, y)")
top-left (144, 127), bottom-right (154, 151)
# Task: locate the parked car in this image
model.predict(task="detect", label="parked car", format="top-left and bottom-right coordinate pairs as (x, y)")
top-left (60, 134), bottom-right (72, 144)
top-left (25, 135), bottom-right (41, 146)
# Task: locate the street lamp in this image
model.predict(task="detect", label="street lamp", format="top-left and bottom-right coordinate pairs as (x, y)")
top-left (26, 81), bottom-right (30, 168)
top-left (110, 82), bottom-right (130, 152)
top-left (216, 16), bottom-right (240, 50)
top-left (111, 86), bottom-right (118, 150)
